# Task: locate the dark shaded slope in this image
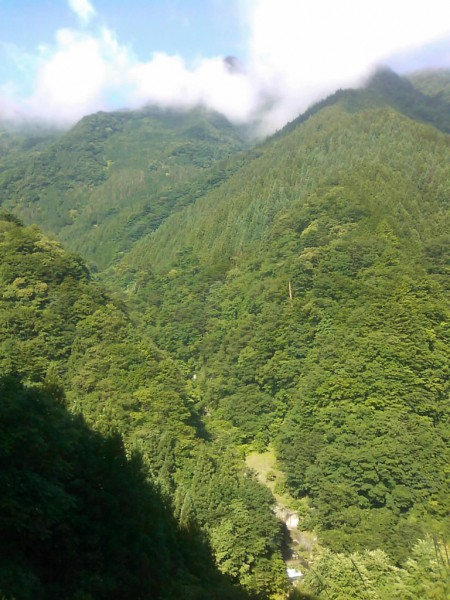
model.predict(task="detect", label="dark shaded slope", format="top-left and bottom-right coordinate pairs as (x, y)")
top-left (0, 375), bottom-right (253, 600)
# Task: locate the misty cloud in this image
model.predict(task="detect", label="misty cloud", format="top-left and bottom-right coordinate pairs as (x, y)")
top-left (243, 0), bottom-right (450, 129)
top-left (68, 0), bottom-right (97, 25)
top-left (1, 0), bottom-right (450, 131)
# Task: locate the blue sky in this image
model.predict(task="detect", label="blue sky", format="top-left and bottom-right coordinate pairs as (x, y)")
top-left (0, 1), bottom-right (242, 63)
top-left (0, 0), bottom-right (242, 98)
top-left (1, 0), bottom-right (450, 130)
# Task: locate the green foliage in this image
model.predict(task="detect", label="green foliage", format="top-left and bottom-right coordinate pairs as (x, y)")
top-left (303, 548), bottom-right (398, 599)
top-left (0, 107), bottom-right (248, 268)
top-left (172, 447), bottom-right (288, 595)
top-left (115, 82), bottom-right (450, 566)
top-left (301, 537), bottom-right (450, 599)
top-left (0, 215), bottom-right (287, 597)
top-left (392, 537), bottom-right (450, 599)
top-left (2, 72), bottom-right (450, 598)
top-left (0, 375), bottom-right (252, 600)
top-left (290, 409), bottom-right (449, 559)
top-left (0, 121), bottom-right (58, 174)
top-left (409, 68), bottom-right (450, 103)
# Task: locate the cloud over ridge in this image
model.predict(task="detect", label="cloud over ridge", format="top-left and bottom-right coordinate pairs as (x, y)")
top-left (68, 0), bottom-right (97, 25)
top-left (2, 0), bottom-right (450, 131)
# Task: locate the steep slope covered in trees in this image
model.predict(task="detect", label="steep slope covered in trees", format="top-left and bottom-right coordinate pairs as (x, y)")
top-left (1, 69), bottom-right (450, 598)
top-left (0, 108), bottom-right (248, 268)
top-left (0, 213), bottom-right (287, 598)
top-left (116, 77), bottom-right (450, 568)
top-left (409, 68), bottom-right (450, 103)
top-left (0, 375), bottom-right (255, 600)
top-left (0, 121), bottom-right (58, 169)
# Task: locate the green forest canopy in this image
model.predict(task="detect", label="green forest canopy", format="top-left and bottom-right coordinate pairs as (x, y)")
top-left (0, 69), bottom-right (449, 599)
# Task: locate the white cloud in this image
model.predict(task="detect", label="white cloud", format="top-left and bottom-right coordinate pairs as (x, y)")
top-left (128, 54), bottom-right (260, 122)
top-left (2, 0), bottom-right (450, 130)
top-left (25, 28), bottom-right (124, 123)
top-left (2, 23), bottom-right (261, 126)
top-left (68, 0), bottom-right (97, 25)
top-left (242, 0), bottom-right (450, 129)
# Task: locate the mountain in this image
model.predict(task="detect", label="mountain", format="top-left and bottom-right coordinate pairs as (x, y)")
top-left (0, 120), bottom-right (59, 180)
top-left (2, 69), bottom-right (449, 274)
top-left (409, 68), bottom-right (450, 103)
top-left (0, 212), bottom-right (287, 598)
top-left (0, 374), bottom-right (257, 600)
top-left (0, 107), bottom-right (249, 269)
top-left (118, 70), bottom-right (450, 275)
top-left (114, 70), bottom-right (450, 563)
top-left (1, 69), bottom-right (450, 599)
top-left (274, 67), bottom-right (450, 142)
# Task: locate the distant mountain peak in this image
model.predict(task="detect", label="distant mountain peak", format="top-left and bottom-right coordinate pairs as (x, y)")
top-left (366, 66), bottom-right (416, 94)
top-left (223, 56), bottom-right (245, 74)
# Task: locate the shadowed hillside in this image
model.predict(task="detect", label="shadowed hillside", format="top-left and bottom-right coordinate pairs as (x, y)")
top-left (0, 375), bottom-right (254, 600)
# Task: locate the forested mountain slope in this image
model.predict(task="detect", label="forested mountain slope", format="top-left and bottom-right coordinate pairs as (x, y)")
top-left (0, 108), bottom-right (248, 269)
top-left (0, 213), bottom-right (287, 598)
top-left (272, 68), bottom-right (450, 145)
top-left (2, 70), bottom-right (449, 273)
top-left (409, 68), bottom-right (450, 104)
top-left (0, 375), bottom-right (257, 600)
top-left (1, 69), bottom-right (450, 599)
top-left (0, 120), bottom-right (58, 175)
top-left (115, 75), bottom-right (450, 569)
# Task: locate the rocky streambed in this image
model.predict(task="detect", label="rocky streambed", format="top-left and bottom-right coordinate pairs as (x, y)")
top-left (245, 450), bottom-right (318, 586)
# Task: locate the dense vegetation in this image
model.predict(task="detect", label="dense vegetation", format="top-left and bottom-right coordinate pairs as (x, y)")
top-left (1, 68), bottom-right (449, 598)
top-left (0, 108), bottom-right (248, 269)
top-left (409, 68), bottom-right (450, 104)
top-left (0, 375), bottom-right (254, 600)
top-left (0, 121), bottom-right (58, 169)
top-left (0, 213), bottom-right (286, 598)
top-left (115, 70), bottom-right (450, 582)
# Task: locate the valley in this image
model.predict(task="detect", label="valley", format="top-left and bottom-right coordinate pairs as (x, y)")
top-left (246, 449), bottom-right (316, 588)
top-left (0, 68), bottom-right (449, 599)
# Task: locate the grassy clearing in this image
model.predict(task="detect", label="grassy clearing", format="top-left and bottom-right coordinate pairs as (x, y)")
top-left (246, 447), bottom-right (297, 509)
